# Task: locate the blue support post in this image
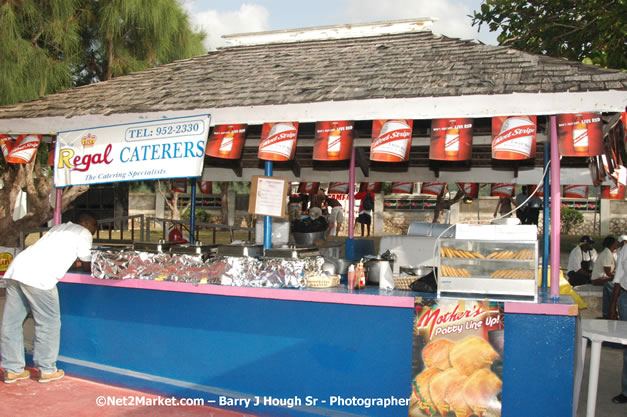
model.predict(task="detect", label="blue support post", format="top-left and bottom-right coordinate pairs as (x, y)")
top-left (542, 141), bottom-right (550, 288)
top-left (190, 179), bottom-right (196, 244)
top-left (263, 162), bottom-right (273, 250)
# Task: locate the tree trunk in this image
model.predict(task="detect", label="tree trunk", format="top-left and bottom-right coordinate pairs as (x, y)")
top-left (157, 180), bottom-right (190, 220)
top-left (0, 160), bottom-right (88, 247)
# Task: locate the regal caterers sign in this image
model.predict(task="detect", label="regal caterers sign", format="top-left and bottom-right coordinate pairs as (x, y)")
top-left (54, 115), bottom-right (210, 187)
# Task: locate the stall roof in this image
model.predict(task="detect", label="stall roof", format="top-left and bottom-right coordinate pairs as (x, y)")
top-left (0, 19), bottom-right (625, 135)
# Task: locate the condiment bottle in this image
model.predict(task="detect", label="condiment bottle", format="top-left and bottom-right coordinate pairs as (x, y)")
top-left (356, 261), bottom-right (366, 289)
top-left (347, 264), bottom-right (355, 290)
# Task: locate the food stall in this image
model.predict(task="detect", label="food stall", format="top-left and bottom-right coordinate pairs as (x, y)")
top-left (1, 19), bottom-right (626, 417)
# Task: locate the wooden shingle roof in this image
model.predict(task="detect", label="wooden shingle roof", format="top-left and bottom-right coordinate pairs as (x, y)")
top-left (1, 30), bottom-right (625, 121)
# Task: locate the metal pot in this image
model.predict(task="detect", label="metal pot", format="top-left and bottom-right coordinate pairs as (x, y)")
top-left (365, 259), bottom-right (394, 284)
top-left (292, 231), bottom-right (326, 246)
top-left (399, 265), bottom-right (434, 278)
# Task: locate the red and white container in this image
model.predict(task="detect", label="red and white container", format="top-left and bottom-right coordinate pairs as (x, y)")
top-left (429, 118), bottom-right (473, 161)
top-left (6, 134), bottom-right (41, 164)
top-left (370, 119), bottom-right (413, 162)
top-left (206, 124), bottom-right (247, 159)
top-left (258, 122), bottom-right (299, 161)
top-left (327, 182), bottom-right (349, 194)
top-left (563, 185), bottom-right (589, 199)
top-left (313, 121), bottom-right (353, 161)
top-left (457, 182), bottom-right (479, 198)
top-left (492, 116), bottom-right (537, 160)
top-left (390, 182), bottom-right (414, 194)
top-left (421, 182), bottom-right (446, 197)
top-left (297, 182), bottom-right (320, 194)
top-left (197, 180), bottom-right (212, 194)
top-left (557, 112), bottom-right (603, 157)
top-left (491, 183), bottom-right (515, 198)
top-left (359, 182), bottom-right (382, 193)
top-left (601, 183), bottom-right (626, 200)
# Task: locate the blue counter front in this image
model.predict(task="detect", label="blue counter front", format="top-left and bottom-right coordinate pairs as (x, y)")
top-left (52, 274), bottom-right (579, 416)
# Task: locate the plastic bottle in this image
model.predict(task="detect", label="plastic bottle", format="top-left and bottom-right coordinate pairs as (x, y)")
top-left (347, 264), bottom-right (355, 290)
top-left (356, 261), bottom-right (366, 289)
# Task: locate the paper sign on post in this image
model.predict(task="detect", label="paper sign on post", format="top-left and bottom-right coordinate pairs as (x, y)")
top-left (249, 176), bottom-right (289, 218)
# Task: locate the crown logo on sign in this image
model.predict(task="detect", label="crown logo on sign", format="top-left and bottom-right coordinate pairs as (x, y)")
top-left (81, 133), bottom-right (96, 147)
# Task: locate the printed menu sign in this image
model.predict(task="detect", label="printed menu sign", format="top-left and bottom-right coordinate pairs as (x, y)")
top-left (409, 298), bottom-right (504, 417)
top-left (249, 175), bottom-right (288, 218)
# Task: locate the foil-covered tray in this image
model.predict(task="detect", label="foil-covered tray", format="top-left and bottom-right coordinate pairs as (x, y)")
top-left (218, 255), bottom-right (325, 288)
top-left (92, 249), bottom-right (215, 283)
top-left (264, 246), bottom-right (321, 259)
top-left (217, 243), bottom-right (262, 257)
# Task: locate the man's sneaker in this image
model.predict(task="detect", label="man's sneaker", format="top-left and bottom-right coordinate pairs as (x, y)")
top-left (38, 369), bottom-right (64, 383)
top-left (4, 369), bottom-right (31, 384)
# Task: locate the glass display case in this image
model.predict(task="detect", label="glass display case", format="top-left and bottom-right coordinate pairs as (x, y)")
top-left (437, 238), bottom-right (538, 302)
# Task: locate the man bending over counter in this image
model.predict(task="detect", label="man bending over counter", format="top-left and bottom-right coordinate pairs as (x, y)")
top-left (1, 212), bottom-right (97, 384)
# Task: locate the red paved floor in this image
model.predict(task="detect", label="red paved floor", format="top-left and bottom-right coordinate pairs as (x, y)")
top-left (0, 367), bottom-right (256, 417)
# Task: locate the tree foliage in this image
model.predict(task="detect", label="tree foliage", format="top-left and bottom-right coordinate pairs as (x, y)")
top-left (0, 0), bottom-right (206, 105)
top-left (472, 0), bottom-right (627, 70)
top-left (0, 1), bottom-right (206, 246)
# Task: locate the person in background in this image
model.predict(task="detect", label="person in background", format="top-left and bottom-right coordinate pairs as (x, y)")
top-left (566, 235), bottom-right (598, 287)
top-left (288, 193), bottom-right (303, 222)
top-left (1, 212), bottom-right (98, 384)
top-left (309, 188), bottom-right (326, 212)
top-left (617, 235), bottom-right (627, 260)
top-left (325, 195), bottom-right (344, 237)
top-left (608, 231), bottom-right (627, 404)
top-left (355, 190), bottom-right (374, 237)
top-left (514, 186), bottom-right (529, 224)
top-left (299, 193), bottom-right (309, 215)
top-left (525, 190), bottom-right (543, 226)
top-left (493, 195), bottom-right (513, 218)
top-left (591, 236), bottom-right (617, 285)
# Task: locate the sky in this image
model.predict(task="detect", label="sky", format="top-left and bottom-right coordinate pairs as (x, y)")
top-left (180, 0), bottom-right (500, 50)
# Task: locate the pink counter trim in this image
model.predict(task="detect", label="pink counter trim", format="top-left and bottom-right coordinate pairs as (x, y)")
top-left (505, 302), bottom-right (578, 316)
top-left (61, 273), bottom-right (415, 308)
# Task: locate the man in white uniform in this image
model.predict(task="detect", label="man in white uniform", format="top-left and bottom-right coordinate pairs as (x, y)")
top-left (609, 234), bottom-right (627, 404)
top-left (1, 212), bottom-right (97, 383)
top-left (566, 235), bottom-right (598, 286)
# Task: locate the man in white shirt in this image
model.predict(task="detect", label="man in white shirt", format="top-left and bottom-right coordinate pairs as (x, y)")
top-left (592, 236), bottom-right (617, 284)
top-left (566, 235), bottom-right (598, 287)
top-left (1, 212), bottom-right (97, 384)
top-left (617, 235), bottom-right (627, 260)
top-left (608, 234), bottom-right (627, 404)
